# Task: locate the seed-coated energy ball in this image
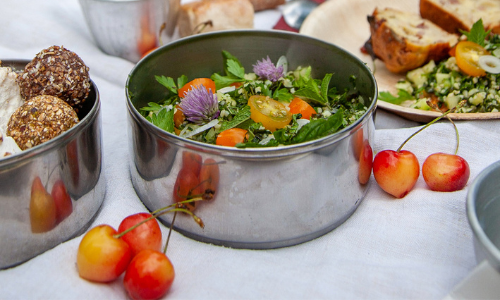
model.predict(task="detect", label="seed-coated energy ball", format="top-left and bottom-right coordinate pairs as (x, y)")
top-left (17, 45), bottom-right (90, 109)
top-left (7, 95), bottom-right (79, 150)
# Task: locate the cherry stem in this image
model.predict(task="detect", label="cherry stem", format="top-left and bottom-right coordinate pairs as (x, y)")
top-left (396, 100), bottom-right (465, 152)
top-left (113, 199), bottom-right (204, 239)
top-left (164, 211), bottom-right (177, 254)
top-left (447, 116), bottom-right (460, 155)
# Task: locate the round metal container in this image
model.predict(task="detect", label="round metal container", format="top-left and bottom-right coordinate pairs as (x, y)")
top-left (467, 160), bottom-right (500, 272)
top-left (79, 0), bottom-right (180, 62)
top-left (126, 30), bottom-right (377, 249)
top-left (0, 60), bottom-right (105, 269)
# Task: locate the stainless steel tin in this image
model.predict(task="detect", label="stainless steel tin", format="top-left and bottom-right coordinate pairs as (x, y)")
top-left (467, 160), bottom-right (500, 272)
top-left (0, 60), bottom-right (105, 269)
top-left (126, 30), bottom-right (377, 249)
top-left (79, 0), bottom-right (180, 63)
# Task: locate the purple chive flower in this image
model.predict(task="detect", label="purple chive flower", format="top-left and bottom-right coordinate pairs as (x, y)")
top-left (253, 56), bottom-right (284, 82)
top-left (179, 85), bottom-right (220, 124)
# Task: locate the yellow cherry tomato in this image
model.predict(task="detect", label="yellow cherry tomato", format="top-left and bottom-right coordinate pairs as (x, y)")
top-left (248, 95), bottom-right (292, 132)
top-left (455, 41), bottom-right (489, 77)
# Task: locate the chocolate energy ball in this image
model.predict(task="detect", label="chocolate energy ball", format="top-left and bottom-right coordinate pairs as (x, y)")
top-left (17, 45), bottom-right (90, 110)
top-left (7, 95), bottom-right (79, 150)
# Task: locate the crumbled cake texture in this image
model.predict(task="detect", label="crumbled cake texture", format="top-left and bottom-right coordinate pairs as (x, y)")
top-left (17, 45), bottom-right (90, 111)
top-left (7, 95), bottom-right (79, 150)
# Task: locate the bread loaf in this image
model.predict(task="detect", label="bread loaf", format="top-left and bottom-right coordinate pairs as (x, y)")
top-left (420, 0), bottom-right (500, 34)
top-left (368, 7), bottom-right (458, 73)
top-left (177, 0), bottom-right (254, 38)
top-left (248, 0), bottom-right (285, 11)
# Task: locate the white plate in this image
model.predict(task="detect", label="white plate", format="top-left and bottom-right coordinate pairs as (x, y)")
top-left (300, 0), bottom-right (500, 123)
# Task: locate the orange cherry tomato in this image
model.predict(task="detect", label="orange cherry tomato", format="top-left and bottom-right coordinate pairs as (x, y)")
top-left (124, 250), bottom-right (175, 300)
top-left (216, 128), bottom-right (248, 147)
top-left (178, 78), bottom-right (216, 97)
top-left (455, 41), bottom-right (489, 77)
top-left (173, 105), bottom-right (185, 128)
top-left (288, 97), bottom-right (316, 120)
top-left (77, 225), bottom-right (133, 283)
top-left (248, 95), bottom-right (292, 132)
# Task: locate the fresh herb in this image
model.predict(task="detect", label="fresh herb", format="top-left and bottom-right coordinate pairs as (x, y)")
top-left (378, 90), bottom-right (413, 105)
top-left (460, 19), bottom-right (490, 47)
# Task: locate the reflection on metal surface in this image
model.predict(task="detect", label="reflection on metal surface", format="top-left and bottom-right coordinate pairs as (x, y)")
top-left (0, 62), bottom-right (105, 269)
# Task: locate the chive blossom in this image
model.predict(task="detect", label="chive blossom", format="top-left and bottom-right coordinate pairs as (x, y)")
top-left (253, 56), bottom-right (284, 82)
top-left (179, 85), bottom-right (220, 124)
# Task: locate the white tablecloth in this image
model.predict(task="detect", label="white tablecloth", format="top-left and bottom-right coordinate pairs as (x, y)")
top-left (1, 1), bottom-right (500, 299)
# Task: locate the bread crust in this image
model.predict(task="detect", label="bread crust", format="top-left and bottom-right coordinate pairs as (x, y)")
top-left (369, 8), bottom-right (457, 73)
top-left (420, 0), bottom-right (500, 34)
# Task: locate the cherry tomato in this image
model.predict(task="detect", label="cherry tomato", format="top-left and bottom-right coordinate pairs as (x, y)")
top-left (288, 97), bottom-right (316, 120)
top-left (77, 225), bottom-right (133, 282)
top-left (455, 41), bottom-right (489, 77)
top-left (173, 167), bottom-right (200, 211)
top-left (198, 158), bottom-right (220, 200)
top-left (51, 179), bottom-right (73, 223)
top-left (118, 213), bottom-right (162, 256)
top-left (216, 128), bottom-right (248, 147)
top-left (182, 151), bottom-right (202, 175)
top-left (124, 250), bottom-right (175, 300)
top-left (30, 176), bottom-right (57, 233)
top-left (178, 78), bottom-right (216, 97)
top-left (173, 105), bottom-right (185, 128)
top-left (248, 95), bottom-right (292, 132)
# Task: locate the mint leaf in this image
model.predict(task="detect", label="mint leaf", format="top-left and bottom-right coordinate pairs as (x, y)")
top-left (289, 109), bottom-right (344, 144)
top-left (378, 90), bottom-right (413, 105)
top-left (155, 75), bottom-right (177, 94)
top-left (460, 19), bottom-right (491, 47)
top-left (294, 77), bottom-right (327, 105)
top-left (320, 73), bottom-right (333, 101)
top-left (227, 59), bottom-right (245, 78)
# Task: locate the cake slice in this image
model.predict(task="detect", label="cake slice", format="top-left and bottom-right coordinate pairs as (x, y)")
top-left (420, 0), bottom-right (500, 34)
top-left (368, 7), bottom-right (459, 73)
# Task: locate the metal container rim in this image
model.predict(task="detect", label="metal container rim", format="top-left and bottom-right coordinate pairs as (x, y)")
top-left (466, 160), bottom-right (500, 264)
top-left (0, 59), bottom-right (101, 169)
top-left (126, 29), bottom-right (378, 158)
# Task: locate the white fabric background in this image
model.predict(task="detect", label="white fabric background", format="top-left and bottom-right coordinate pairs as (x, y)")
top-left (1, 0), bottom-right (499, 299)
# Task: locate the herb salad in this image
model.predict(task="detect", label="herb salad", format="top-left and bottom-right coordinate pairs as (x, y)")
top-left (140, 51), bottom-right (369, 147)
top-left (379, 19), bottom-right (500, 113)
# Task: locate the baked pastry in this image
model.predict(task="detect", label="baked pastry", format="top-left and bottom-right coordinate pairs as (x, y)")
top-left (247, 0), bottom-right (284, 11)
top-left (420, 0), bottom-right (500, 34)
top-left (368, 7), bottom-right (458, 73)
top-left (7, 95), bottom-right (79, 150)
top-left (17, 46), bottom-right (90, 111)
top-left (177, 0), bottom-right (254, 38)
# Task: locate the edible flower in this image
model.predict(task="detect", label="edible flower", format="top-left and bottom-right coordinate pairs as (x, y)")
top-left (179, 85), bottom-right (220, 124)
top-left (253, 56), bottom-right (284, 82)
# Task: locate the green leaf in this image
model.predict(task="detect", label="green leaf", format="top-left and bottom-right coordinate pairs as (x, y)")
top-left (378, 90), bottom-right (413, 105)
top-left (273, 88), bottom-right (295, 102)
top-left (155, 75), bottom-right (177, 94)
top-left (321, 73), bottom-right (333, 101)
top-left (177, 75), bottom-right (188, 90)
top-left (222, 50), bottom-right (244, 77)
top-left (289, 109), bottom-right (344, 144)
top-left (150, 107), bottom-right (175, 133)
top-left (219, 105), bottom-right (251, 131)
top-left (140, 102), bottom-right (163, 112)
top-left (460, 19), bottom-right (491, 47)
top-left (211, 73), bottom-right (244, 89)
top-left (227, 59), bottom-right (245, 78)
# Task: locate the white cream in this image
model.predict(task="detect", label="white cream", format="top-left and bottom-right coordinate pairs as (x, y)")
top-left (0, 67), bottom-right (24, 134)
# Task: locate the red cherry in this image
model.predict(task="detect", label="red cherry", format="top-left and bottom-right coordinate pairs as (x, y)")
top-left (422, 152), bottom-right (470, 192)
top-left (124, 249), bottom-right (175, 300)
top-left (118, 213), bottom-right (162, 256)
top-left (373, 150), bottom-right (420, 198)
